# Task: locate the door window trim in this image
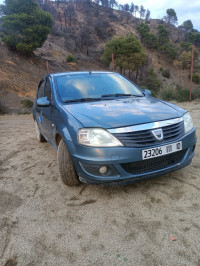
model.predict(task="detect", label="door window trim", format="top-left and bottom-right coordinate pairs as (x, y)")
top-left (37, 79), bottom-right (45, 99)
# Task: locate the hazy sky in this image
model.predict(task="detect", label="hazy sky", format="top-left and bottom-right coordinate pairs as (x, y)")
top-left (0, 0), bottom-right (199, 30)
top-left (119, 0), bottom-right (200, 30)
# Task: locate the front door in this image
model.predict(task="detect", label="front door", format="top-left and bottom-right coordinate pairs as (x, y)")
top-left (36, 79), bottom-right (45, 135)
top-left (41, 77), bottom-right (55, 143)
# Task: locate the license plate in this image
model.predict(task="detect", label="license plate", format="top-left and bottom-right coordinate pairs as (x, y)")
top-left (142, 141), bottom-right (182, 160)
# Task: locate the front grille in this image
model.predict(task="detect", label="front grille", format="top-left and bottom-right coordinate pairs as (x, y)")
top-left (121, 149), bottom-right (187, 175)
top-left (113, 121), bottom-right (184, 147)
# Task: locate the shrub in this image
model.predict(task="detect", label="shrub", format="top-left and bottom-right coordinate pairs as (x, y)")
top-left (20, 99), bottom-right (33, 108)
top-left (16, 43), bottom-right (33, 54)
top-left (175, 87), bottom-right (190, 102)
top-left (180, 41), bottom-right (192, 51)
top-left (159, 85), bottom-right (175, 101)
top-left (175, 86), bottom-right (200, 102)
top-left (66, 54), bottom-right (75, 63)
top-left (192, 87), bottom-right (200, 99)
top-left (145, 68), bottom-right (160, 95)
top-left (162, 69), bottom-right (170, 78)
top-left (136, 23), bottom-right (158, 49)
top-left (192, 73), bottom-right (200, 84)
top-left (160, 42), bottom-right (178, 60)
top-left (159, 85), bottom-right (200, 102)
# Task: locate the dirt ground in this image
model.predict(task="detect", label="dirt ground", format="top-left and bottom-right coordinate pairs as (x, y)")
top-left (0, 101), bottom-right (200, 266)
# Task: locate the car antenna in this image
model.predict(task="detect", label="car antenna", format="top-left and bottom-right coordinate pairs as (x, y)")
top-left (89, 71), bottom-right (92, 75)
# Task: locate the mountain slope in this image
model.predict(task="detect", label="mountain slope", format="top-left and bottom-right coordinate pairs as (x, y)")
top-left (0, 1), bottom-right (199, 113)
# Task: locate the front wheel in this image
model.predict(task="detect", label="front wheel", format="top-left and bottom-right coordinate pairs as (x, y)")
top-left (57, 139), bottom-right (80, 186)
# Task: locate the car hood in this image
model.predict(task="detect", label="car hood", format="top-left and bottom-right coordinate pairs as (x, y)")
top-left (64, 97), bottom-right (185, 129)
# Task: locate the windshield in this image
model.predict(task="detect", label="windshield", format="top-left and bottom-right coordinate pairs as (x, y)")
top-left (55, 73), bottom-right (144, 102)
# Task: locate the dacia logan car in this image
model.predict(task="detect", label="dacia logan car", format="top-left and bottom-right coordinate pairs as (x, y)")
top-left (33, 71), bottom-right (196, 186)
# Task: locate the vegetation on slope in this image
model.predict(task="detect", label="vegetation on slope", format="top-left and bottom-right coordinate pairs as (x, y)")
top-left (101, 33), bottom-right (146, 80)
top-left (0, 0), bottom-right (199, 112)
top-left (0, 0), bottom-right (53, 53)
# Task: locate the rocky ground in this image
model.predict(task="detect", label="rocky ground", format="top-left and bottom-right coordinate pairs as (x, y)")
top-left (0, 101), bottom-right (200, 266)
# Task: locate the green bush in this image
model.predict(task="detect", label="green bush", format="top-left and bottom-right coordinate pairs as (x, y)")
top-left (160, 42), bottom-right (178, 60)
top-left (180, 41), bottom-right (192, 51)
top-left (66, 54), bottom-right (75, 63)
top-left (136, 23), bottom-right (158, 49)
top-left (192, 73), bottom-right (200, 84)
top-left (16, 42), bottom-right (34, 54)
top-left (162, 69), bottom-right (170, 78)
top-left (20, 99), bottom-right (33, 108)
top-left (159, 85), bottom-right (176, 101)
top-left (192, 87), bottom-right (200, 99)
top-left (145, 68), bottom-right (160, 95)
top-left (176, 86), bottom-right (200, 101)
top-left (145, 33), bottom-right (159, 49)
top-left (175, 87), bottom-right (190, 102)
top-left (159, 85), bottom-right (200, 102)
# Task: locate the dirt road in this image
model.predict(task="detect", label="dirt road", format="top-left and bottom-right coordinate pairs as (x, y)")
top-left (0, 102), bottom-right (200, 266)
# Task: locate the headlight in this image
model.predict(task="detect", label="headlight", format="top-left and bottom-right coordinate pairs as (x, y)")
top-left (78, 128), bottom-right (123, 147)
top-left (183, 112), bottom-right (194, 134)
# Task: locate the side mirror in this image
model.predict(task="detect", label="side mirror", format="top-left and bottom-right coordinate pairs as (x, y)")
top-left (37, 97), bottom-right (51, 107)
top-left (144, 89), bottom-right (152, 96)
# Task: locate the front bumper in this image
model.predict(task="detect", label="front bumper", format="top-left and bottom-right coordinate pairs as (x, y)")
top-left (69, 128), bottom-right (196, 185)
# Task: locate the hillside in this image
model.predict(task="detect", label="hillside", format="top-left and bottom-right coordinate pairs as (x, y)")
top-left (0, 1), bottom-right (199, 113)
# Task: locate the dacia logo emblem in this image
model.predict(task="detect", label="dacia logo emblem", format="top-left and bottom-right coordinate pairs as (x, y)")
top-left (152, 128), bottom-right (163, 141)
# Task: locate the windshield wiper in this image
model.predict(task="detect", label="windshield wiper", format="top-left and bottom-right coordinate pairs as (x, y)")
top-left (101, 93), bottom-right (142, 98)
top-left (64, 97), bottom-right (101, 103)
top-left (64, 94), bottom-right (143, 103)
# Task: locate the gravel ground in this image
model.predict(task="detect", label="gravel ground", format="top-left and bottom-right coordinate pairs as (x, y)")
top-left (0, 101), bottom-right (200, 266)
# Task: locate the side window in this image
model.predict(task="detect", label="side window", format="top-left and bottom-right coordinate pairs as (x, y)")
top-left (37, 80), bottom-right (45, 99)
top-left (44, 78), bottom-right (51, 101)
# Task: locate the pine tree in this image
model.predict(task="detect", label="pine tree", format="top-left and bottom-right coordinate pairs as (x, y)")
top-left (101, 33), bottom-right (146, 78)
top-left (0, 0), bottom-right (53, 54)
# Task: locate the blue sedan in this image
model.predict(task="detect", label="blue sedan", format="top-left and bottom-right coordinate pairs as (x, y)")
top-left (33, 71), bottom-right (196, 186)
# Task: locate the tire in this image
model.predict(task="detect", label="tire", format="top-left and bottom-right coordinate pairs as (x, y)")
top-left (35, 120), bottom-right (46, 142)
top-left (57, 139), bottom-right (80, 186)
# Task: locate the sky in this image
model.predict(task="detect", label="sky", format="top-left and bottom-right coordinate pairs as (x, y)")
top-left (0, 0), bottom-right (199, 30)
top-left (119, 0), bottom-right (200, 30)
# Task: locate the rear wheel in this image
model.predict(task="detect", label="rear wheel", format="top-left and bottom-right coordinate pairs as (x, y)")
top-left (57, 139), bottom-right (80, 186)
top-left (35, 120), bottom-right (46, 142)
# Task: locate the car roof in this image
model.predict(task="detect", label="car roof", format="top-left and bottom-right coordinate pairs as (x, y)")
top-left (48, 71), bottom-right (116, 78)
